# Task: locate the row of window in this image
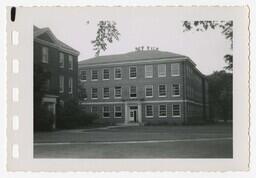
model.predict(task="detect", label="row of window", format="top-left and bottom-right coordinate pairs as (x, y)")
top-left (92, 104), bottom-right (181, 118)
top-left (80, 63), bottom-right (180, 81)
top-left (59, 76), bottom-right (73, 94)
top-left (83, 84), bottom-right (180, 99)
top-left (42, 46), bottom-right (74, 70)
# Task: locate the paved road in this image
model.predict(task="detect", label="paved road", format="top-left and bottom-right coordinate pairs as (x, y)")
top-left (34, 124), bottom-right (232, 158)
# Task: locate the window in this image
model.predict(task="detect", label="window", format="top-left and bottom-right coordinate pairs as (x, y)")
top-left (114, 67), bottom-right (122, 79)
top-left (145, 105), bottom-right (153, 118)
top-left (159, 104), bottom-right (167, 117)
top-left (171, 63), bottom-right (180, 76)
top-left (159, 85), bottom-right (167, 97)
top-left (130, 86), bottom-right (137, 98)
top-left (80, 70), bottom-right (87, 81)
top-left (68, 78), bottom-right (73, 94)
top-left (114, 105), bottom-right (122, 118)
top-left (145, 65), bottom-right (153, 78)
top-left (158, 64), bottom-right (166, 77)
top-left (42, 47), bottom-right (48, 63)
top-left (103, 106), bottom-right (110, 118)
top-left (59, 75), bottom-right (64, 93)
top-left (145, 85), bottom-right (153, 98)
top-left (68, 55), bottom-right (73, 70)
top-left (59, 52), bottom-right (64, 68)
top-left (172, 104), bottom-right (181, 117)
top-left (91, 70), bottom-right (98, 81)
top-left (114, 86), bottom-right (122, 98)
top-left (129, 66), bottom-right (137, 79)
top-left (172, 84), bottom-right (180, 96)
top-left (103, 88), bottom-right (110, 99)
top-left (103, 69), bottom-right (110, 80)
top-left (45, 79), bottom-right (50, 91)
top-left (91, 88), bottom-right (98, 99)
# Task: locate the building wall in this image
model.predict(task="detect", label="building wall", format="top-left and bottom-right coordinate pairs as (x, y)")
top-left (34, 40), bottom-right (78, 103)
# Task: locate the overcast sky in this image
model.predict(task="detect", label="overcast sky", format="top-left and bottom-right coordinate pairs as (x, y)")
top-left (33, 7), bottom-right (232, 75)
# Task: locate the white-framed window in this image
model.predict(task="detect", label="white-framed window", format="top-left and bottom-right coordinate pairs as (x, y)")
top-left (172, 104), bottom-right (181, 117)
top-left (114, 86), bottom-right (122, 98)
top-left (129, 66), bottom-right (137, 79)
top-left (91, 88), bottom-right (98, 99)
top-left (159, 104), bottom-right (167, 118)
top-left (145, 105), bottom-right (153, 118)
top-left (42, 46), bottom-right (48, 63)
top-left (171, 63), bottom-right (180, 76)
top-left (145, 65), bottom-right (153, 78)
top-left (103, 69), bottom-right (110, 80)
top-left (68, 77), bottom-right (73, 94)
top-left (145, 85), bottom-right (153, 98)
top-left (91, 70), bottom-right (98, 81)
top-left (158, 64), bottom-right (166, 77)
top-left (130, 86), bottom-right (137, 98)
top-left (68, 55), bottom-right (73, 70)
top-left (80, 70), bottom-right (87, 81)
top-left (159, 85), bottom-right (167, 97)
top-left (103, 106), bottom-right (110, 118)
top-left (59, 52), bottom-right (64, 68)
top-left (114, 105), bottom-right (122, 118)
top-left (103, 87), bottom-right (110, 99)
top-left (114, 67), bottom-right (122, 80)
top-left (59, 75), bottom-right (64, 93)
top-left (172, 84), bottom-right (180, 97)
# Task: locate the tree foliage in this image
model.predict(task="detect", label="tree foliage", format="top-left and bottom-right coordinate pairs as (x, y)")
top-left (207, 70), bottom-right (232, 122)
top-left (182, 20), bottom-right (233, 71)
top-left (91, 21), bottom-right (120, 56)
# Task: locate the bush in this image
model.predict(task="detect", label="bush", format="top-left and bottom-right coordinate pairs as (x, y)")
top-left (34, 105), bottom-right (54, 132)
top-left (56, 99), bottom-right (98, 129)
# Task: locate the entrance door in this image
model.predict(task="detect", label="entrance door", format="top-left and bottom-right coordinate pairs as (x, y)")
top-left (129, 107), bottom-right (138, 122)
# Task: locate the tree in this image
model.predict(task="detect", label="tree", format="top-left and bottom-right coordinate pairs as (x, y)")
top-left (91, 21), bottom-right (120, 56)
top-left (207, 70), bottom-right (232, 122)
top-left (182, 20), bottom-right (233, 71)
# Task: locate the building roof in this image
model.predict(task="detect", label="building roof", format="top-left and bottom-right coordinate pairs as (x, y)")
top-left (79, 50), bottom-right (188, 65)
top-left (34, 26), bottom-right (80, 56)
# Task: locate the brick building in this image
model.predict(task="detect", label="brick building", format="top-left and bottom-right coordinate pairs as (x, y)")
top-left (34, 26), bottom-right (80, 128)
top-left (78, 49), bottom-right (209, 125)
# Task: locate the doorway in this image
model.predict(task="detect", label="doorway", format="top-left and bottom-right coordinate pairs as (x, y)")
top-left (129, 106), bottom-right (138, 122)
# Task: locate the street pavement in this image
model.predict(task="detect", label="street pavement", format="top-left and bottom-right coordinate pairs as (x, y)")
top-left (34, 124), bottom-right (232, 158)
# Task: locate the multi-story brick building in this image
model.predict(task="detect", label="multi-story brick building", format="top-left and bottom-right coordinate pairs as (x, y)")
top-left (78, 49), bottom-right (208, 125)
top-left (34, 26), bottom-right (80, 128)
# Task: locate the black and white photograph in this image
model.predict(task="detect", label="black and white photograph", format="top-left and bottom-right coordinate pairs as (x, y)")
top-left (33, 7), bottom-right (233, 159)
top-left (5, 6), bottom-right (250, 171)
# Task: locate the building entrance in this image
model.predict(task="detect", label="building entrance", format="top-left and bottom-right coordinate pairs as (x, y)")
top-left (129, 106), bottom-right (138, 122)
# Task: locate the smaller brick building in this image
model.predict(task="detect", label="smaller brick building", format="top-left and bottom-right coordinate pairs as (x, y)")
top-left (34, 26), bottom-right (80, 128)
top-left (78, 49), bottom-right (209, 125)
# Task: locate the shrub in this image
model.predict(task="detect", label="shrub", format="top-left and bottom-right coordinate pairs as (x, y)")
top-left (34, 105), bottom-right (54, 132)
top-left (56, 99), bottom-right (98, 129)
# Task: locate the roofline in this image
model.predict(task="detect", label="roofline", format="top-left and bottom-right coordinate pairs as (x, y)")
top-left (79, 56), bottom-right (191, 68)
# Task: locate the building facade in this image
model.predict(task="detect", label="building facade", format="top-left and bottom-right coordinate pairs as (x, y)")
top-left (78, 50), bottom-right (208, 125)
top-left (34, 26), bottom-right (80, 128)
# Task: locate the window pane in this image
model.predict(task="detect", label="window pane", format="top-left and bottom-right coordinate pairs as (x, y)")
top-left (68, 78), bottom-right (73, 93)
top-left (103, 88), bottom-right (110, 98)
top-left (171, 63), bottom-right (180, 76)
top-left (92, 88), bottom-right (98, 98)
top-left (103, 106), bottom-right (110, 117)
top-left (92, 70), bottom-right (98, 80)
top-left (80, 70), bottom-right (87, 80)
top-left (158, 64), bottom-right (166, 77)
top-left (59, 76), bottom-right (64, 93)
top-left (115, 105), bottom-right (122, 117)
top-left (173, 104), bottom-right (180, 116)
top-left (68, 55), bottom-right (73, 70)
top-left (59, 53), bottom-right (64, 68)
top-left (103, 69), bottom-right (110, 79)
top-left (159, 105), bottom-right (167, 116)
top-left (42, 47), bottom-right (48, 63)
top-left (145, 65), bottom-right (153, 78)
top-left (146, 105), bottom-right (153, 117)
top-left (145, 86), bottom-right (153, 97)
top-left (115, 67), bottom-right (122, 79)
top-left (115, 86), bottom-right (122, 97)
top-left (130, 86), bottom-right (137, 98)
top-left (159, 85), bottom-right (166, 96)
top-left (172, 84), bottom-right (180, 96)
top-left (130, 66), bottom-right (137, 78)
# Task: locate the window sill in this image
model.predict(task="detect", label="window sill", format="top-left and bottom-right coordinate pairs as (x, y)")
top-left (146, 116), bottom-right (154, 118)
top-left (159, 95), bottom-right (167, 98)
top-left (158, 116), bottom-right (167, 118)
top-left (145, 96), bottom-right (153, 98)
top-left (103, 79), bottom-right (110, 81)
top-left (114, 78), bottom-right (122, 80)
top-left (91, 79), bottom-right (98, 81)
top-left (129, 77), bottom-right (137, 79)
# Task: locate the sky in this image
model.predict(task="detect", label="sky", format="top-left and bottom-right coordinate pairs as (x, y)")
top-left (32, 7), bottom-right (232, 75)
